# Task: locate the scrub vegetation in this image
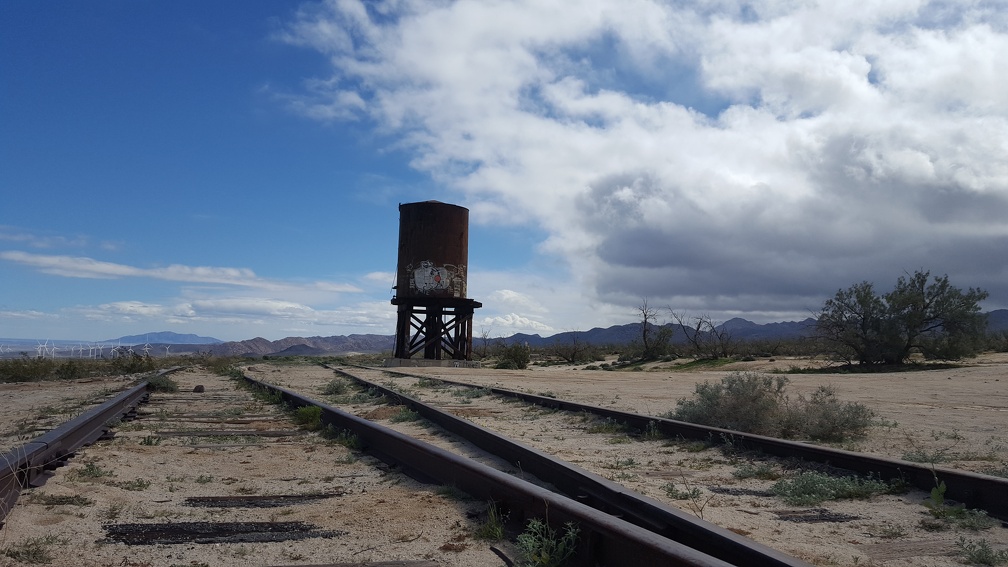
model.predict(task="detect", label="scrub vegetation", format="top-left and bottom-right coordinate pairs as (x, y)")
top-left (668, 371), bottom-right (874, 441)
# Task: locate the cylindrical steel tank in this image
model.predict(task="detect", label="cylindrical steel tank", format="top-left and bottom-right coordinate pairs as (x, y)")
top-left (395, 201), bottom-right (469, 299)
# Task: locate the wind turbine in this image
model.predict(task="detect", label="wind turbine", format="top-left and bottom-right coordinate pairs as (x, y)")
top-left (36, 340), bottom-right (44, 358)
top-left (142, 341), bottom-right (152, 357)
top-left (164, 345), bottom-right (171, 358)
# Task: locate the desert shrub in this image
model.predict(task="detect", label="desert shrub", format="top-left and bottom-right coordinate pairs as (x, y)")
top-left (110, 352), bottom-right (157, 375)
top-left (322, 378), bottom-right (349, 396)
top-left (293, 405), bottom-right (322, 430)
top-left (146, 374), bottom-right (179, 393)
top-left (783, 386), bottom-right (875, 441)
top-left (0, 356), bottom-right (57, 382)
top-left (54, 360), bottom-right (86, 380)
top-left (671, 372), bottom-right (788, 436)
top-left (495, 342), bottom-right (531, 370)
top-left (202, 356), bottom-right (243, 378)
top-left (669, 371), bottom-right (874, 441)
top-left (772, 471), bottom-right (899, 505)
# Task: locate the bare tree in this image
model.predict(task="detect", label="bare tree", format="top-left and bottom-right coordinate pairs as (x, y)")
top-left (550, 330), bottom-right (590, 363)
top-left (476, 326), bottom-right (493, 359)
top-left (638, 298), bottom-right (657, 356)
top-left (670, 310), bottom-right (735, 359)
top-left (636, 299), bottom-right (673, 360)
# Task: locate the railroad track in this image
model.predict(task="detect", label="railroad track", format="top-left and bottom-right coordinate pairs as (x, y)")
top-left (4, 361), bottom-right (1006, 566)
top-left (1, 376), bottom-right (154, 528)
top-left (363, 365), bottom-right (1008, 522)
top-left (241, 371), bottom-right (778, 566)
top-left (269, 362), bottom-right (1008, 566)
top-left (0, 366), bottom-right (511, 566)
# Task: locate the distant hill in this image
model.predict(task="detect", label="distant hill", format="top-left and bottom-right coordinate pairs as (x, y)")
top-left (109, 331), bottom-right (223, 345)
top-left (505, 318), bottom-right (817, 348)
top-left (987, 309), bottom-right (1008, 332)
top-left (208, 334), bottom-right (394, 357)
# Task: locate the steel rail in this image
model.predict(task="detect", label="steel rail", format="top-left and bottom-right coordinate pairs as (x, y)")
top-left (330, 366), bottom-right (810, 567)
top-left (0, 377), bottom-right (156, 528)
top-left (374, 366), bottom-right (1008, 522)
top-left (240, 373), bottom-right (737, 567)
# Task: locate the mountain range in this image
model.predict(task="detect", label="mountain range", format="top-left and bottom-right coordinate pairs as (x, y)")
top-left (107, 331), bottom-right (223, 345)
top-left (6, 310), bottom-right (1004, 358)
top-left (200, 308), bottom-right (1008, 357)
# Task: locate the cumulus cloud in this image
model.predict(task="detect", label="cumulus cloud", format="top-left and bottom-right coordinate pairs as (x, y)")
top-left (485, 289), bottom-right (548, 314)
top-left (77, 295), bottom-right (397, 337)
top-left (277, 0), bottom-right (1008, 322)
top-left (480, 313), bottom-right (554, 334)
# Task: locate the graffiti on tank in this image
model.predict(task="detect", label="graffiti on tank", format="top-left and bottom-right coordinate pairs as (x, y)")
top-left (408, 261), bottom-right (466, 297)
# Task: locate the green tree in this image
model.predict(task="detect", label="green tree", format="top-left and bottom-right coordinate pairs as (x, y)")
top-left (816, 281), bottom-right (887, 365)
top-left (494, 340), bottom-right (531, 369)
top-left (882, 271), bottom-right (988, 363)
top-left (816, 270), bottom-right (987, 366)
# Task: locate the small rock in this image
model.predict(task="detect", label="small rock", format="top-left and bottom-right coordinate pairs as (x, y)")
top-left (193, 385), bottom-right (205, 393)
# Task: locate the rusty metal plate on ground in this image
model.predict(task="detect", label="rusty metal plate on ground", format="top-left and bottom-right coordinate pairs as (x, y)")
top-left (773, 508), bottom-right (860, 523)
top-left (103, 521), bottom-right (345, 545)
top-left (184, 492), bottom-right (344, 508)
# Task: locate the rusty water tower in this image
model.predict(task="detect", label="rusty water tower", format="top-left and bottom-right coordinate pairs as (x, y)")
top-left (391, 201), bottom-right (482, 362)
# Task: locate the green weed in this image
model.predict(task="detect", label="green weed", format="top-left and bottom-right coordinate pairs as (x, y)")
top-left (516, 518), bottom-right (579, 567)
top-left (70, 461), bottom-right (113, 480)
top-left (323, 425), bottom-right (362, 451)
top-left (663, 483), bottom-right (702, 500)
top-left (114, 478), bottom-right (152, 491)
top-left (2, 534), bottom-right (68, 564)
top-left (473, 502), bottom-right (508, 541)
top-left (390, 407), bottom-right (421, 423)
top-left (293, 405), bottom-right (323, 431)
top-left (956, 537), bottom-right (1008, 565)
top-left (771, 471), bottom-right (899, 505)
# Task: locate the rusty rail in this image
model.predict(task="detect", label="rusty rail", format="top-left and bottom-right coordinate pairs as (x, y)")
top-left (1, 378), bottom-right (156, 528)
top-left (241, 373), bottom-right (738, 566)
top-left (375, 366), bottom-right (1008, 522)
top-left (330, 367), bottom-right (810, 567)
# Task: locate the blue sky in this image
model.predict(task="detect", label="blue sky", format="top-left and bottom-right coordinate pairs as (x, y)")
top-left (2, 1), bottom-right (1007, 342)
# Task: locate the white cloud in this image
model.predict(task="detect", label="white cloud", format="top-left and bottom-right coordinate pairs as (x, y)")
top-left (0, 309), bottom-right (55, 320)
top-left (484, 289), bottom-right (547, 314)
top-left (74, 295), bottom-right (398, 337)
top-left (279, 0), bottom-right (1008, 321)
top-left (0, 251), bottom-right (362, 293)
top-left (479, 313), bottom-right (554, 334)
top-left (363, 271), bottom-right (395, 284)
